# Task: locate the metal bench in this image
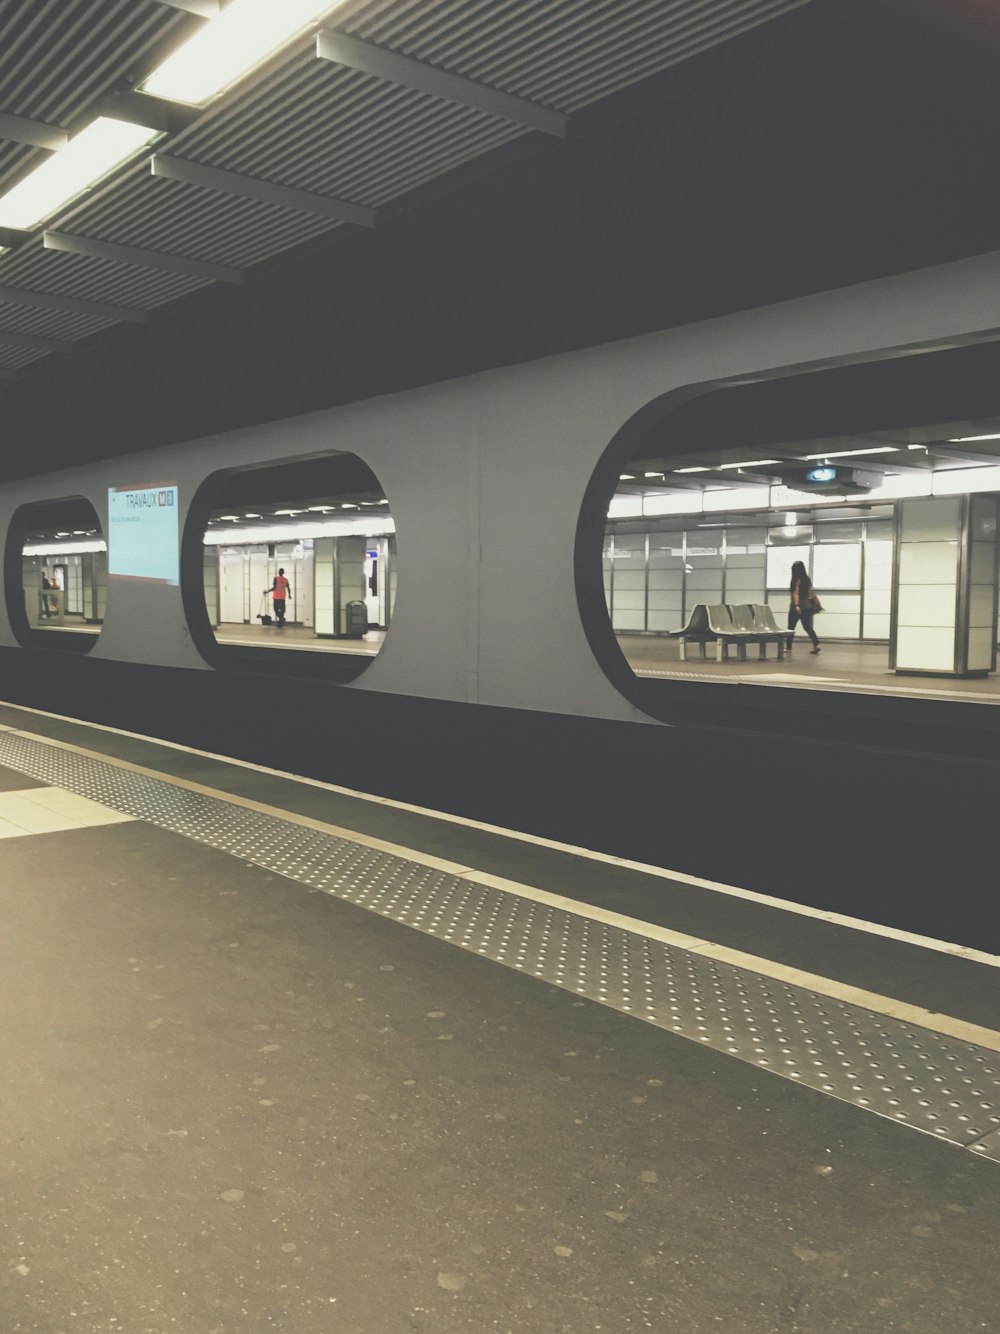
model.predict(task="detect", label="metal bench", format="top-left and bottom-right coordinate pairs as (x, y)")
top-left (674, 603), bottom-right (714, 661)
top-left (705, 604), bottom-right (761, 661)
top-left (751, 603), bottom-right (794, 657)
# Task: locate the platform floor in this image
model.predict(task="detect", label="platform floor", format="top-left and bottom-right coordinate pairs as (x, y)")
top-left (621, 635), bottom-right (1000, 703)
top-left (30, 622), bottom-right (386, 655)
top-left (0, 702), bottom-right (998, 1332)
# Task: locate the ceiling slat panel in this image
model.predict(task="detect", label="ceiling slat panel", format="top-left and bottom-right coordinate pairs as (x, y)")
top-left (0, 0), bottom-right (817, 369)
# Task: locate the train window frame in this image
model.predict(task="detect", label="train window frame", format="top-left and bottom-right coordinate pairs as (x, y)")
top-left (574, 352), bottom-right (1000, 751)
top-left (181, 456), bottom-right (393, 684)
top-left (3, 496), bottom-right (106, 655)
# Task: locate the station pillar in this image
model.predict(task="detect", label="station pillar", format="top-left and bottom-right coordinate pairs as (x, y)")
top-left (891, 494), bottom-right (999, 677)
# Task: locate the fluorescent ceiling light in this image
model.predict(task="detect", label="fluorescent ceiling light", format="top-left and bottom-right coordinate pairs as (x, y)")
top-left (203, 516), bottom-right (395, 545)
top-left (24, 539), bottom-right (106, 555)
top-left (673, 466), bottom-right (709, 473)
top-left (947, 432), bottom-right (1000, 443)
top-left (643, 471), bottom-right (664, 478)
top-left (619, 473), bottom-right (635, 481)
top-left (0, 117), bottom-right (159, 230)
top-left (802, 447), bottom-right (899, 459)
top-left (144, 0), bottom-right (348, 106)
top-left (715, 459), bottom-right (779, 470)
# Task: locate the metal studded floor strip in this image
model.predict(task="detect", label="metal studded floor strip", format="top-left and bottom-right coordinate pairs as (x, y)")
top-left (1, 726), bottom-right (998, 1163)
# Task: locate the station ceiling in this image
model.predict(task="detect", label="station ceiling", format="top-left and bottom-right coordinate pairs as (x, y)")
top-left (626, 420), bottom-right (1000, 497)
top-left (2, 1), bottom-right (1000, 479)
top-left (0, 0), bottom-right (817, 380)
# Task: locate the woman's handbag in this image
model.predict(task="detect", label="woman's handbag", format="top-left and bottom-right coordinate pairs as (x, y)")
top-left (809, 592), bottom-right (824, 613)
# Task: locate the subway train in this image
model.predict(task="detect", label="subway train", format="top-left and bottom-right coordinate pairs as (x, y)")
top-left (3, 249), bottom-right (1000, 949)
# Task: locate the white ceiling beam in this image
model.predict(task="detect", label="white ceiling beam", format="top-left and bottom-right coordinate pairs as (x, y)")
top-left (0, 284), bottom-right (148, 324)
top-left (0, 111), bottom-right (68, 152)
top-left (156, 0), bottom-right (222, 15)
top-left (150, 154), bottom-right (375, 226)
top-left (44, 231), bottom-right (245, 285)
top-left (0, 328), bottom-right (73, 354)
top-left (316, 29), bottom-right (567, 139)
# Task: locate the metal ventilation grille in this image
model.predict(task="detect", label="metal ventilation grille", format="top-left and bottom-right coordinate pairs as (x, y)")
top-left (4, 245), bottom-right (207, 309)
top-left (345, 0), bottom-right (814, 110)
top-left (0, 343), bottom-right (41, 370)
top-left (0, 301), bottom-right (111, 341)
top-left (0, 0), bottom-right (185, 191)
top-left (169, 58), bottom-right (522, 206)
top-left (0, 0), bottom-right (818, 369)
top-left (70, 170), bottom-right (340, 270)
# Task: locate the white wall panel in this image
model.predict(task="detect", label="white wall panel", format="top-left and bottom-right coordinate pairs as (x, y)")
top-left (895, 626), bottom-right (956, 671)
top-left (766, 546), bottom-right (809, 588)
top-left (968, 626), bottom-right (994, 670)
top-left (898, 541), bottom-right (958, 583)
top-left (812, 543), bottom-right (861, 589)
top-left (900, 497), bottom-right (961, 541)
top-left (816, 611), bottom-right (861, 638)
top-left (863, 613), bottom-right (890, 639)
top-left (897, 584), bottom-right (957, 627)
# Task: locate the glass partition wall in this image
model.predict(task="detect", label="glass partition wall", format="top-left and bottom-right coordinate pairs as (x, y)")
top-left (606, 479), bottom-right (1000, 703)
top-left (605, 509), bottom-right (894, 643)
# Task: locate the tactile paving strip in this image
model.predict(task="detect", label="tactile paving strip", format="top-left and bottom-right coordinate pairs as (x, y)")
top-left (1, 726), bottom-right (998, 1162)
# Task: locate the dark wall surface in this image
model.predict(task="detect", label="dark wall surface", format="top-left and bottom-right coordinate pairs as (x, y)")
top-left (2, 646), bottom-right (996, 949)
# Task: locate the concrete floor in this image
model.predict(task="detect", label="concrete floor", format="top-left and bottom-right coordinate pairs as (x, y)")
top-left (620, 636), bottom-right (1000, 703)
top-left (214, 623), bottom-right (384, 655)
top-left (1, 727), bottom-right (999, 1332)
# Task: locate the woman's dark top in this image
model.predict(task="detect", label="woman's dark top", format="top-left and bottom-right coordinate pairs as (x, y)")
top-left (790, 576), bottom-right (813, 611)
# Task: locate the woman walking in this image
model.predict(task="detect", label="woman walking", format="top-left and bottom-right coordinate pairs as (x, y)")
top-left (788, 559), bottom-right (821, 654)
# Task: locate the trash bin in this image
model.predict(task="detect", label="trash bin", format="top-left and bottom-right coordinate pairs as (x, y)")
top-left (345, 600), bottom-right (368, 638)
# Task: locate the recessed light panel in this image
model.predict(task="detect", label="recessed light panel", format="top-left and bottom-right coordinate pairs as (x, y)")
top-left (144, 0), bottom-right (348, 106)
top-left (0, 118), bottom-right (159, 230)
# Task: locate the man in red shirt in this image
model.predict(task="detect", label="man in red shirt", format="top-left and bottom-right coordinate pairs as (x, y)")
top-left (266, 567), bottom-right (291, 627)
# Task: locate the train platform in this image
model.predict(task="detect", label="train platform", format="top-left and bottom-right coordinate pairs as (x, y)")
top-left (1, 699), bottom-right (998, 1334)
